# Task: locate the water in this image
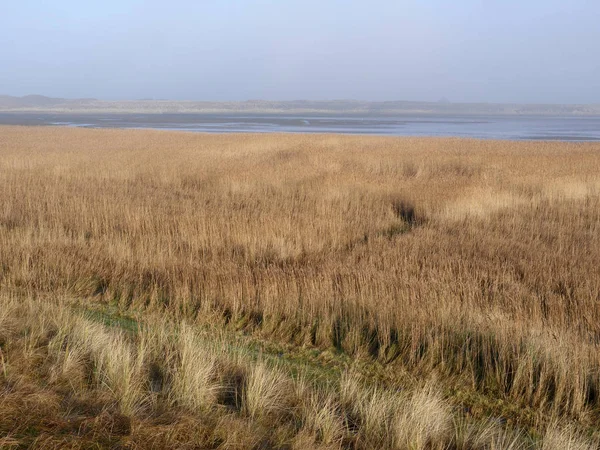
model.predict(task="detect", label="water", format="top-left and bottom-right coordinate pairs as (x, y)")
top-left (1, 112), bottom-right (600, 141)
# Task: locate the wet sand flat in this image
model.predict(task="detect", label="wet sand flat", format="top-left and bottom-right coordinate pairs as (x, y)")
top-left (1, 111), bottom-right (600, 140)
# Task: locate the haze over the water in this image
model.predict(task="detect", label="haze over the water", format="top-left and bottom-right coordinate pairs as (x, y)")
top-left (2, 0), bottom-right (599, 104)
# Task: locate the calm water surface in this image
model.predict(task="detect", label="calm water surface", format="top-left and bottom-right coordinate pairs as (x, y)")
top-left (1, 113), bottom-right (599, 141)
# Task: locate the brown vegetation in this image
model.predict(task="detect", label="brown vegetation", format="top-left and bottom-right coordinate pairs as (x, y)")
top-left (1, 126), bottom-right (600, 448)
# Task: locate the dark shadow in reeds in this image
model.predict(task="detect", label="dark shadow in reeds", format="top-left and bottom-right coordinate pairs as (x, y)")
top-left (391, 198), bottom-right (425, 226)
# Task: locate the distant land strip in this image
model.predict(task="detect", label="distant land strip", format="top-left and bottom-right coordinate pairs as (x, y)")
top-left (1, 94), bottom-right (600, 116)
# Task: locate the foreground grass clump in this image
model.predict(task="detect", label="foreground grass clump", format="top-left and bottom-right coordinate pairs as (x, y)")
top-left (1, 126), bottom-right (600, 447)
top-left (1, 295), bottom-right (596, 449)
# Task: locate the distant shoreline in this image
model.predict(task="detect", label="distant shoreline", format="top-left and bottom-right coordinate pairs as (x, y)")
top-left (3, 110), bottom-right (600, 118)
top-left (2, 112), bottom-right (600, 141)
top-left (1, 95), bottom-right (600, 116)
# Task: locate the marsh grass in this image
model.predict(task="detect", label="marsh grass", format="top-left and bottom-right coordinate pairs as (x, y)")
top-left (1, 126), bottom-right (600, 447)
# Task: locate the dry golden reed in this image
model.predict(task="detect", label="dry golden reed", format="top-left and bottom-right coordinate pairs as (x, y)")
top-left (1, 126), bottom-right (600, 447)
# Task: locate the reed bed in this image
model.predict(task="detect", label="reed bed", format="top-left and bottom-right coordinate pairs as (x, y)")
top-left (1, 126), bottom-right (600, 447)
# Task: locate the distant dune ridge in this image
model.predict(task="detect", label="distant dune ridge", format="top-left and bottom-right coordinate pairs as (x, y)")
top-left (1, 94), bottom-right (600, 115)
top-left (0, 94), bottom-right (97, 109)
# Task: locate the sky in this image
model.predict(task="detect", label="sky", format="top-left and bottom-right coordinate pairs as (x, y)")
top-left (1, 0), bottom-right (599, 103)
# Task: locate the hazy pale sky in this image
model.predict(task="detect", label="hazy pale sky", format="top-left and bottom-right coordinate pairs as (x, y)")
top-left (1, 0), bottom-right (599, 103)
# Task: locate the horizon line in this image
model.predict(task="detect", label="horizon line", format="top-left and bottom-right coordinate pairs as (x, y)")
top-left (2, 93), bottom-right (600, 107)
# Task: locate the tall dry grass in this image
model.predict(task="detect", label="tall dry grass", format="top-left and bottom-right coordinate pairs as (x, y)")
top-left (1, 126), bottom-right (600, 446)
top-left (1, 293), bottom-right (595, 448)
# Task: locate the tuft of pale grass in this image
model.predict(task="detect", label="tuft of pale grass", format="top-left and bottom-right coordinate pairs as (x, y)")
top-left (242, 362), bottom-right (295, 421)
top-left (95, 333), bottom-right (147, 415)
top-left (541, 424), bottom-right (598, 450)
top-left (340, 373), bottom-right (396, 446)
top-left (452, 417), bottom-right (532, 450)
top-left (170, 324), bottom-right (220, 413)
top-left (392, 385), bottom-right (452, 450)
top-left (49, 311), bottom-right (150, 414)
top-left (485, 427), bottom-right (531, 450)
top-left (298, 388), bottom-right (346, 446)
top-left (356, 387), bottom-right (396, 445)
top-left (49, 307), bottom-right (146, 414)
top-left (48, 340), bottom-right (85, 387)
top-left (340, 374), bottom-right (453, 449)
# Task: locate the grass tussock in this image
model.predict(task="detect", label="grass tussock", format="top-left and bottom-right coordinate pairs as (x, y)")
top-left (1, 126), bottom-right (600, 447)
top-left (5, 293), bottom-right (595, 449)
